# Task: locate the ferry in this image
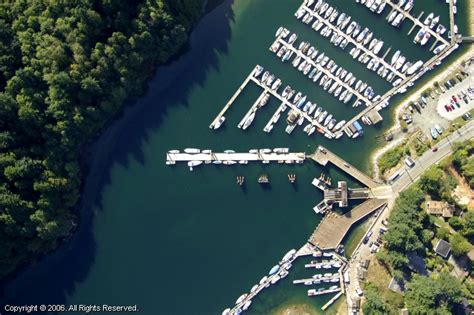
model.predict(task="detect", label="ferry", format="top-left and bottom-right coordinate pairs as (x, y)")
top-left (184, 148), bottom-right (200, 154)
top-left (213, 116), bottom-right (225, 129)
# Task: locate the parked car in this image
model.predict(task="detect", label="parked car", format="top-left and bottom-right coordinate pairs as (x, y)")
top-left (432, 146), bottom-right (438, 152)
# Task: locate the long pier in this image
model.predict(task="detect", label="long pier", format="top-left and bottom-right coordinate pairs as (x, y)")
top-left (311, 146), bottom-right (380, 189)
top-left (166, 150), bottom-right (305, 164)
top-left (299, 3), bottom-right (407, 81)
top-left (273, 36), bottom-right (374, 107)
top-left (308, 198), bottom-right (388, 250)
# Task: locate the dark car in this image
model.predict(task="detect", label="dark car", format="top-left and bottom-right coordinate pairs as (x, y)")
top-left (432, 146), bottom-right (438, 152)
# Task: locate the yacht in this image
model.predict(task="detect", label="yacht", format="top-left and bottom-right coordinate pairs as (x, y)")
top-left (303, 63), bottom-right (312, 75)
top-left (242, 112), bottom-right (255, 130)
top-left (242, 301), bottom-right (252, 311)
top-left (336, 13), bottom-right (346, 26)
top-left (387, 11), bottom-right (397, 23)
top-left (363, 31), bottom-right (373, 46)
top-left (346, 21), bottom-right (357, 35)
top-left (368, 38), bottom-right (378, 50)
top-left (213, 116), bottom-right (225, 129)
top-left (308, 67), bottom-right (318, 79)
top-left (333, 120), bottom-right (346, 130)
top-left (334, 86), bottom-right (343, 97)
top-left (377, 1), bottom-right (386, 14)
top-left (184, 148), bottom-right (200, 154)
top-left (423, 13), bottom-right (434, 26)
top-left (292, 56), bottom-right (302, 68)
top-left (236, 294), bottom-right (247, 305)
top-left (404, 0), bottom-right (414, 11)
top-left (324, 114), bottom-right (333, 126)
top-left (276, 46), bottom-right (287, 58)
top-left (392, 12), bottom-right (404, 27)
top-left (324, 78), bottom-right (333, 90)
top-left (433, 44), bottom-right (446, 55)
top-left (281, 86), bottom-right (291, 98)
top-left (313, 71), bottom-right (323, 82)
top-left (356, 27), bottom-right (368, 42)
top-left (271, 79), bottom-right (281, 91)
top-left (318, 110), bottom-right (328, 124)
top-left (420, 32), bottom-right (431, 46)
top-left (295, 8), bottom-right (306, 19)
top-left (430, 15), bottom-right (440, 29)
top-left (352, 24), bottom-right (361, 38)
top-left (406, 60), bottom-right (423, 75)
top-left (288, 33), bottom-right (298, 44)
top-left (344, 72), bottom-right (353, 83)
top-left (311, 48), bottom-right (319, 60)
top-left (324, 7), bottom-right (334, 19)
top-left (391, 50), bottom-right (401, 65)
top-left (319, 3), bottom-right (329, 14)
top-left (414, 28), bottom-right (425, 44)
top-left (401, 62), bottom-right (412, 74)
top-left (308, 103), bottom-right (317, 115)
top-left (329, 82), bottom-right (338, 94)
top-left (373, 40), bottom-right (384, 54)
top-left (392, 78), bottom-right (402, 87)
top-left (265, 74), bottom-right (275, 87)
top-left (254, 65), bottom-right (263, 77)
top-left (313, 107), bottom-right (323, 118)
top-left (352, 48), bottom-right (361, 59)
top-left (282, 49), bottom-right (293, 62)
top-left (339, 89), bottom-right (348, 101)
top-left (436, 24), bottom-right (447, 34)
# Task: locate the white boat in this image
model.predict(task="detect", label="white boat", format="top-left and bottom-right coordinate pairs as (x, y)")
top-left (406, 60), bottom-right (423, 75)
top-left (253, 65), bottom-right (263, 77)
top-left (346, 21), bottom-right (356, 35)
top-left (313, 71), bottom-right (323, 82)
top-left (324, 114), bottom-right (333, 126)
top-left (308, 103), bottom-right (317, 115)
top-left (333, 120), bottom-right (346, 130)
top-left (363, 32), bottom-right (373, 46)
top-left (387, 11), bottom-right (397, 23)
top-left (319, 2), bottom-right (329, 14)
top-left (308, 126), bottom-right (316, 136)
top-left (212, 160), bottom-right (222, 165)
top-left (436, 24), bottom-right (446, 34)
top-left (250, 284), bottom-right (259, 293)
top-left (270, 275), bottom-right (281, 284)
top-left (327, 119), bottom-right (336, 130)
top-left (318, 110), bottom-right (328, 123)
top-left (242, 112), bottom-right (256, 130)
top-left (391, 50), bottom-right (401, 65)
top-left (271, 79), bottom-right (282, 91)
top-left (259, 276), bottom-right (268, 284)
top-left (404, 0), bottom-right (414, 11)
top-left (261, 71), bottom-right (269, 83)
top-left (368, 38), bottom-right (378, 50)
top-left (295, 8), bottom-right (305, 19)
top-left (430, 15), bottom-right (440, 29)
top-left (377, 2), bottom-right (386, 13)
top-left (260, 148), bottom-right (272, 154)
top-left (242, 300), bottom-right (252, 311)
top-left (168, 150), bottom-right (180, 154)
top-left (433, 44), bottom-right (446, 55)
top-left (308, 68), bottom-right (318, 79)
top-left (420, 32), bottom-right (431, 46)
top-left (313, 107), bottom-right (323, 118)
top-left (292, 56), bottom-right (302, 68)
top-left (334, 86), bottom-right (343, 97)
top-left (223, 160), bottom-right (236, 165)
top-left (184, 148), bottom-right (200, 154)
top-left (336, 13), bottom-right (346, 26)
top-left (401, 62), bottom-right (412, 73)
top-left (236, 294), bottom-right (247, 305)
top-left (423, 13), bottom-right (434, 26)
top-left (344, 92), bottom-right (353, 104)
top-left (269, 265), bottom-right (280, 275)
top-left (339, 90), bottom-right (348, 101)
top-left (213, 116), bottom-right (226, 129)
top-left (188, 160), bottom-right (202, 170)
top-left (288, 33), bottom-right (297, 44)
top-left (373, 40), bottom-right (383, 54)
top-left (392, 12), bottom-right (404, 27)
top-left (222, 308), bottom-right (231, 315)
top-left (392, 78), bottom-right (402, 87)
top-left (395, 55), bottom-right (406, 70)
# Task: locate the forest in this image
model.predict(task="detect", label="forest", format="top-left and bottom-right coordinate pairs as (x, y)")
top-left (0, 0), bottom-right (204, 278)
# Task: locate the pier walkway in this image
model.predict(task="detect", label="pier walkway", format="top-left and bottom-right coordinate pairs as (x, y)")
top-left (311, 146), bottom-right (380, 189)
top-left (166, 151), bottom-right (305, 163)
top-left (308, 198), bottom-right (388, 250)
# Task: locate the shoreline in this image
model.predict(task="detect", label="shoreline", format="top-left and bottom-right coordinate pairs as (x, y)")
top-left (370, 46), bottom-right (474, 179)
top-left (370, 0), bottom-right (474, 178)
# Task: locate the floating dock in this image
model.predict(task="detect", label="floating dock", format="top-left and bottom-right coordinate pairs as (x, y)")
top-left (166, 150), bottom-right (305, 165)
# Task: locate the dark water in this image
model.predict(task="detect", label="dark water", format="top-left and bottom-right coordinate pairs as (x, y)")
top-left (0, 0), bottom-right (469, 314)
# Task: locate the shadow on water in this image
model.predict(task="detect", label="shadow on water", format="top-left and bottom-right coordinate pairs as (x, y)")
top-left (0, 0), bottom-right (235, 306)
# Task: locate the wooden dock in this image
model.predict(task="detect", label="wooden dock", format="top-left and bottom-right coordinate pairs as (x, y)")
top-left (311, 146), bottom-right (380, 189)
top-left (308, 198), bottom-right (388, 250)
top-left (166, 150), bottom-right (305, 164)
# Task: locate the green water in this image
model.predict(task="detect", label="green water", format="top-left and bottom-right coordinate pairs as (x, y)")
top-left (1, 0), bottom-right (470, 314)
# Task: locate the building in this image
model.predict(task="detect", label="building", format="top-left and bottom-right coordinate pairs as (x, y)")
top-left (434, 239), bottom-right (452, 258)
top-left (425, 201), bottom-right (454, 218)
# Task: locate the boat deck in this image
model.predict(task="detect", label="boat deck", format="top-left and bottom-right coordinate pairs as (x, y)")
top-left (308, 198), bottom-right (387, 250)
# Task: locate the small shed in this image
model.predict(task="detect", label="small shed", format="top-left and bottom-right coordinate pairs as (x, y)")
top-left (434, 239), bottom-right (452, 258)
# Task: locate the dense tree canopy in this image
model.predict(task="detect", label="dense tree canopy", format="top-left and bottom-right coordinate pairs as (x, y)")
top-left (0, 0), bottom-right (204, 278)
top-left (452, 139), bottom-right (474, 188)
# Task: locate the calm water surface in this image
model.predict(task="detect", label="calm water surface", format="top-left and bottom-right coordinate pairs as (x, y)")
top-left (1, 0), bottom-right (469, 314)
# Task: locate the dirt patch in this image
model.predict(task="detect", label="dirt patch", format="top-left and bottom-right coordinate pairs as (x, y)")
top-left (448, 166), bottom-right (474, 210)
top-left (271, 304), bottom-right (319, 315)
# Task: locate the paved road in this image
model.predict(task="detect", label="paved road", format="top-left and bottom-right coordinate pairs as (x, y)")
top-left (392, 120), bottom-right (474, 193)
top-left (345, 120), bottom-right (474, 313)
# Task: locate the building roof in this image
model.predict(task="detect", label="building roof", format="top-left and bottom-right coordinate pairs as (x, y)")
top-left (425, 201), bottom-right (454, 218)
top-left (434, 239), bottom-right (452, 258)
